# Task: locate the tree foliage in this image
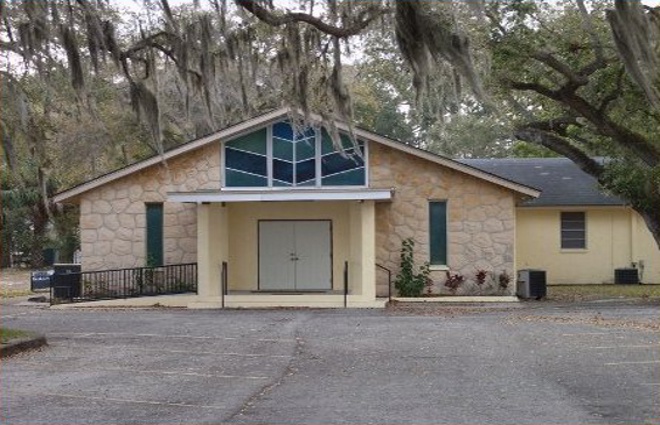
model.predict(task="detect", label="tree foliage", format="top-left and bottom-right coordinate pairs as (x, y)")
top-left (1, 0), bottom-right (659, 258)
top-left (0, 0), bottom-right (282, 265)
top-left (485, 0), bottom-right (660, 246)
top-left (231, 0), bottom-right (660, 247)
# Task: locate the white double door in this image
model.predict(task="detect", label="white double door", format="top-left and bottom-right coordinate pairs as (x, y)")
top-left (259, 220), bottom-right (332, 291)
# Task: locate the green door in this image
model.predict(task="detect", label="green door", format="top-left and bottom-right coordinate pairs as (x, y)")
top-left (146, 203), bottom-right (163, 266)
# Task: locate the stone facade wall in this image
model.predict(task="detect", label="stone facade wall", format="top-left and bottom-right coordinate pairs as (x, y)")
top-left (77, 135), bottom-right (518, 296)
top-left (79, 144), bottom-right (221, 271)
top-left (369, 143), bottom-right (517, 296)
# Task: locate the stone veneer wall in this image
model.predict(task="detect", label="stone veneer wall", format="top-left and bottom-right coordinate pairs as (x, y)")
top-left (79, 144), bottom-right (221, 271)
top-left (369, 143), bottom-right (517, 296)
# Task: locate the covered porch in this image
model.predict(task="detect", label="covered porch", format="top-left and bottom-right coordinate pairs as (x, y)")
top-left (169, 188), bottom-right (391, 308)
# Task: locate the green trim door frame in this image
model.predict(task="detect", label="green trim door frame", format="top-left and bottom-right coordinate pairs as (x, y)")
top-left (146, 203), bottom-right (164, 266)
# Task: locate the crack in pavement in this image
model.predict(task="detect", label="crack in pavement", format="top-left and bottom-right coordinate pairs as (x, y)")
top-left (223, 313), bottom-right (307, 423)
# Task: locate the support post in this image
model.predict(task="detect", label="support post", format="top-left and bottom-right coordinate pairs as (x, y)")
top-left (348, 200), bottom-right (377, 303)
top-left (196, 203), bottom-right (229, 300)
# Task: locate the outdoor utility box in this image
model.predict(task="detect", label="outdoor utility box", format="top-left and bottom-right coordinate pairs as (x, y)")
top-left (614, 268), bottom-right (639, 285)
top-left (51, 263), bottom-right (82, 300)
top-left (517, 269), bottom-right (547, 299)
top-left (30, 270), bottom-right (54, 291)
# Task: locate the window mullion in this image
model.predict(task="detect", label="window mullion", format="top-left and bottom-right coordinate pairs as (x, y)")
top-left (315, 128), bottom-right (321, 187)
top-left (292, 128), bottom-right (297, 187)
top-left (267, 125), bottom-right (273, 187)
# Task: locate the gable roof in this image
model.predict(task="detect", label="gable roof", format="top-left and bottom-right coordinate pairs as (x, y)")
top-left (53, 107), bottom-right (540, 203)
top-left (461, 158), bottom-right (626, 207)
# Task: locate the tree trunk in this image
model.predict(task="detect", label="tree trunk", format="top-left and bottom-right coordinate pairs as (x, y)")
top-left (637, 207), bottom-right (660, 251)
top-left (29, 205), bottom-right (49, 269)
top-left (0, 226), bottom-right (12, 268)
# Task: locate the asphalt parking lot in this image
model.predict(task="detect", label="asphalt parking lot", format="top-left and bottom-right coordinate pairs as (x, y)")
top-left (1, 300), bottom-right (658, 424)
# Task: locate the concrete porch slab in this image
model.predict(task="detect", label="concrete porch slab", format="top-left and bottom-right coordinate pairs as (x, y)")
top-left (50, 294), bottom-right (197, 309)
top-left (48, 294), bottom-right (388, 309)
top-left (189, 295), bottom-right (388, 309)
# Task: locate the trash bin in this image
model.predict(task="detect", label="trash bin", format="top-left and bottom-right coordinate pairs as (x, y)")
top-left (51, 263), bottom-right (82, 300)
top-left (30, 270), bottom-right (54, 291)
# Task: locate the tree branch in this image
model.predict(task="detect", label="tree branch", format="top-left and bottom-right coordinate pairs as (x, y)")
top-left (554, 88), bottom-right (660, 167)
top-left (575, 0), bottom-right (606, 65)
top-left (235, 0), bottom-right (389, 38)
top-left (120, 31), bottom-right (171, 59)
top-left (527, 116), bottom-right (579, 133)
top-left (528, 117), bottom-right (604, 151)
top-left (0, 40), bottom-right (22, 55)
top-left (506, 79), bottom-right (559, 100)
top-left (509, 78), bottom-right (660, 167)
top-left (514, 127), bottom-right (605, 179)
top-left (531, 50), bottom-right (589, 86)
top-left (598, 66), bottom-right (625, 114)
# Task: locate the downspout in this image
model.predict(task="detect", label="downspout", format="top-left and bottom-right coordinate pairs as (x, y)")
top-left (630, 209), bottom-right (635, 268)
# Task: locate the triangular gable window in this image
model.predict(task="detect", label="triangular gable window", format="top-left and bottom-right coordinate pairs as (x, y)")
top-left (224, 121), bottom-right (366, 188)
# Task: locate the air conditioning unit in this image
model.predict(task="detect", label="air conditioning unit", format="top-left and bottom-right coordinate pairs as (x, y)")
top-left (614, 268), bottom-right (639, 285)
top-left (517, 269), bottom-right (547, 299)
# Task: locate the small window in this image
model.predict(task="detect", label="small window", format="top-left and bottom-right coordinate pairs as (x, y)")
top-left (146, 203), bottom-right (164, 266)
top-left (561, 212), bottom-right (586, 249)
top-left (429, 201), bottom-right (447, 265)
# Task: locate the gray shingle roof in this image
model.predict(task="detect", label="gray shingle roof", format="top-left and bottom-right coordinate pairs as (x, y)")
top-left (460, 158), bottom-right (626, 207)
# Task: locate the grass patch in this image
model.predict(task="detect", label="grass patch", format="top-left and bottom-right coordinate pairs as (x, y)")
top-left (547, 284), bottom-right (660, 302)
top-left (0, 288), bottom-right (34, 299)
top-left (0, 328), bottom-right (31, 344)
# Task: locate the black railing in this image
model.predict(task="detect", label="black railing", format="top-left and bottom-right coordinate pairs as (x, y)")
top-left (221, 261), bottom-right (228, 308)
top-left (343, 261), bottom-right (349, 308)
top-left (376, 263), bottom-right (392, 302)
top-left (50, 263), bottom-right (197, 304)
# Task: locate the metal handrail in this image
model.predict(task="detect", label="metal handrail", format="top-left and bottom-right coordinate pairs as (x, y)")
top-left (343, 261), bottom-right (349, 308)
top-left (221, 261), bottom-right (228, 308)
top-left (50, 263), bottom-right (198, 305)
top-left (376, 263), bottom-right (392, 302)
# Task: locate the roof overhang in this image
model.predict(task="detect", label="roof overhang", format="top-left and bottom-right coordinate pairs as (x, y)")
top-left (52, 108), bottom-right (293, 204)
top-left (167, 188), bottom-right (393, 203)
top-left (53, 106), bottom-right (540, 203)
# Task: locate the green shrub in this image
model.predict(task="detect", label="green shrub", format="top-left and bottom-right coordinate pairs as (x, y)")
top-left (394, 238), bottom-right (430, 297)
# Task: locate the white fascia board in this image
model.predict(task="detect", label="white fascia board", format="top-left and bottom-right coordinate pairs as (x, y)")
top-left (53, 108), bottom-right (293, 204)
top-left (167, 189), bottom-right (393, 203)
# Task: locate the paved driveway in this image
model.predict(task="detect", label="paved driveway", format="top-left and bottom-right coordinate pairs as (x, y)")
top-left (2, 300), bottom-right (658, 424)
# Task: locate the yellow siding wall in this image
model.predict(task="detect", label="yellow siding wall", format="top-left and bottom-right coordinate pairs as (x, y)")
top-left (517, 207), bottom-right (660, 284)
top-left (632, 213), bottom-right (660, 284)
top-left (226, 202), bottom-right (350, 291)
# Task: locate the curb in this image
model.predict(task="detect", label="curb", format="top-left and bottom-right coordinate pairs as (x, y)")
top-left (0, 334), bottom-right (47, 358)
top-left (392, 296), bottom-right (520, 303)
